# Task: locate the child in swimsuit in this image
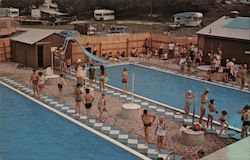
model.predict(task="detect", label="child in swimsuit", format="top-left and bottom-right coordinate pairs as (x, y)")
top-left (98, 93), bottom-right (107, 121)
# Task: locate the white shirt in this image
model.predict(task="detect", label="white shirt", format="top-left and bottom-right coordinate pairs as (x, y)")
top-left (168, 43), bottom-right (175, 50)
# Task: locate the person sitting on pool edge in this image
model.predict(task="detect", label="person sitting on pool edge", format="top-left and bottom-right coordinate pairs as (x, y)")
top-left (141, 109), bottom-right (156, 145)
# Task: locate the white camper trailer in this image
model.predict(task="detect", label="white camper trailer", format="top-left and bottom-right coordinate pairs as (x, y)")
top-left (172, 12), bottom-right (203, 27)
top-left (0, 8), bottom-right (19, 17)
top-left (94, 9), bottom-right (115, 21)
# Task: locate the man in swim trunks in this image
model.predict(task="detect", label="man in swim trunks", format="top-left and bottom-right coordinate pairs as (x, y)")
top-left (199, 88), bottom-right (209, 124)
top-left (75, 83), bottom-right (82, 115)
top-left (122, 68), bottom-right (128, 92)
top-left (30, 69), bottom-right (39, 97)
top-left (207, 99), bottom-right (218, 129)
top-left (142, 109), bottom-right (156, 145)
top-left (239, 104), bottom-right (250, 138)
top-left (84, 88), bottom-right (95, 121)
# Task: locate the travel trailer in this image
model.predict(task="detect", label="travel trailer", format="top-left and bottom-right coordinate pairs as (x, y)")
top-left (172, 12), bottom-right (203, 27)
top-left (0, 8), bottom-right (19, 18)
top-left (94, 9), bottom-right (115, 21)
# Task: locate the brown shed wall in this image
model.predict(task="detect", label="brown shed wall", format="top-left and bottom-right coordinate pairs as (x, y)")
top-left (11, 41), bottom-right (37, 68)
top-left (198, 35), bottom-right (250, 66)
top-left (11, 33), bottom-right (66, 69)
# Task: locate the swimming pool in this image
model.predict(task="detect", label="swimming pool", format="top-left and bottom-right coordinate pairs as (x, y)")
top-left (104, 64), bottom-right (249, 129)
top-left (0, 84), bottom-right (140, 160)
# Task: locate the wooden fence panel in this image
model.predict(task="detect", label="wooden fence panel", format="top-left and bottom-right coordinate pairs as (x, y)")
top-left (0, 38), bottom-right (11, 63)
top-left (71, 33), bottom-right (197, 62)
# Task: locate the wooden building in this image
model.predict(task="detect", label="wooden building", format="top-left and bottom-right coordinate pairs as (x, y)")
top-left (11, 30), bottom-right (65, 68)
top-left (0, 18), bottom-right (16, 37)
top-left (197, 16), bottom-right (250, 66)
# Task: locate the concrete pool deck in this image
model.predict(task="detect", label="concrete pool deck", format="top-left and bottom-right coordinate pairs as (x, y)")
top-left (0, 62), bottom-right (247, 160)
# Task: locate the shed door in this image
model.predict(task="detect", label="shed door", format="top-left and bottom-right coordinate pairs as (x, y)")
top-left (38, 46), bottom-right (43, 68)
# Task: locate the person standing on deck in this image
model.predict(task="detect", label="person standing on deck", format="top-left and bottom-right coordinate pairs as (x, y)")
top-left (75, 59), bottom-right (85, 86)
top-left (84, 88), bottom-right (95, 121)
top-left (99, 65), bottom-right (107, 92)
top-left (219, 110), bottom-right (230, 135)
top-left (38, 72), bottom-right (45, 98)
top-left (240, 64), bottom-right (247, 90)
top-left (57, 74), bottom-right (67, 99)
top-left (207, 99), bottom-right (218, 129)
top-left (75, 83), bottom-right (82, 115)
top-left (142, 109), bottom-right (156, 145)
top-left (98, 93), bottom-right (107, 121)
top-left (122, 67), bottom-right (128, 92)
top-left (88, 64), bottom-right (96, 86)
top-left (30, 69), bottom-right (39, 97)
top-left (156, 116), bottom-right (166, 151)
top-left (199, 88), bottom-right (210, 124)
top-left (238, 104), bottom-right (250, 138)
top-left (168, 41), bottom-right (175, 58)
top-left (183, 90), bottom-right (195, 116)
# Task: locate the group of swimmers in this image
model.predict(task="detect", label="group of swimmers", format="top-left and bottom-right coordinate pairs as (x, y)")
top-left (183, 88), bottom-right (249, 137)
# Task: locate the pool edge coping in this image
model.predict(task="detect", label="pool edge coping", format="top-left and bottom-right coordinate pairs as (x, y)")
top-left (103, 63), bottom-right (244, 132)
top-left (0, 80), bottom-right (151, 160)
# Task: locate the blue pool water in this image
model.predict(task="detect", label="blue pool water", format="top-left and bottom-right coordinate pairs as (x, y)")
top-left (0, 84), bottom-right (139, 160)
top-left (104, 64), bottom-right (249, 129)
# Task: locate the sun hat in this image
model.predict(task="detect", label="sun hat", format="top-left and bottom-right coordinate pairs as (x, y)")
top-left (204, 88), bottom-right (210, 92)
top-left (188, 90), bottom-right (192, 93)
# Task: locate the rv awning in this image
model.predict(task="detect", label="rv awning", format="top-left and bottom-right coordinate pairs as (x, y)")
top-left (173, 12), bottom-right (203, 18)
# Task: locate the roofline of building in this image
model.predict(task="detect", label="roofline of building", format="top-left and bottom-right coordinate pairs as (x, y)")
top-left (197, 33), bottom-right (250, 42)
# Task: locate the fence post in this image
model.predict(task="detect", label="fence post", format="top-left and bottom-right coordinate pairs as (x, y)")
top-left (126, 38), bottom-right (129, 57)
top-left (99, 42), bottom-right (102, 56)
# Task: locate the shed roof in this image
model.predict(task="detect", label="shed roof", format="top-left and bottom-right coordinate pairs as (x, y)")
top-left (196, 16), bottom-right (250, 41)
top-left (11, 30), bottom-right (59, 45)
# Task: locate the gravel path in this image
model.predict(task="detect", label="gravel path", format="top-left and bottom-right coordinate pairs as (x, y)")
top-left (0, 62), bottom-right (235, 160)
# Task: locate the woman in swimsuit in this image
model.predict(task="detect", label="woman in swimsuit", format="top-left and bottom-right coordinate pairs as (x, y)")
top-left (156, 116), bottom-right (166, 151)
top-left (75, 83), bottom-right (82, 115)
top-left (219, 110), bottom-right (230, 135)
top-left (207, 99), bottom-right (218, 129)
top-left (75, 60), bottom-right (84, 86)
top-left (38, 72), bottom-right (45, 98)
top-left (84, 88), bottom-right (95, 121)
top-left (199, 88), bottom-right (209, 124)
top-left (142, 109), bottom-right (156, 145)
top-left (183, 90), bottom-right (194, 116)
top-left (122, 68), bottom-right (128, 92)
top-left (30, 69), bottom-right (39, 97)
top-left (99, 65), bottom-right (107, 91)
top-left (98, 93), bottom-right (107, 121)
